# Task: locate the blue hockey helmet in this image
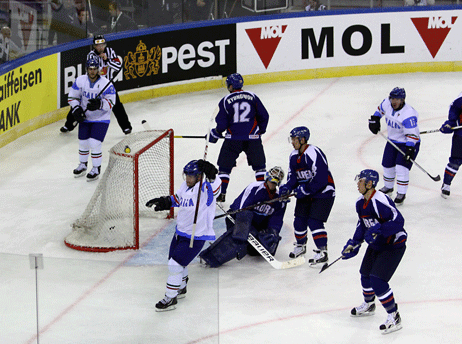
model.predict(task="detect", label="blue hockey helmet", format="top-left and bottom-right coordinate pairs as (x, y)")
top-left (226, 73), bottom-right (244, 90)
top-left (183, 160), bottom-right (200, 176)
top-left (389, 87), bottom-right (406, 100)
top-left (86, 56), bottom-right (99, 69)
top-left (265, 166), bottom-right (285, 186)
top-left (355, 169), bottom-right (379, 188)
top-left (289, 126), bottom-right (310, 143)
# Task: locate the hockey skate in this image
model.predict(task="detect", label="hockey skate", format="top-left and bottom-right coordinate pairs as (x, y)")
top-left (394, 193), bottom-right (406, 205)
top-left (379, 186), bottom-right (393, 195)
top-left (379, 308), bottom-right (402, 334)
top-left (86, 166), bottom-right (101, 182)
top-left (441, 184), bottom-right (450, 199)
top-left (289, 243), bottom-right (306, 258)
top-left (155, 296), bottom-right (177, 312)
top-left (308, 247), bottom-right (328, 266)
top-left (216, 193), bottom-right (226, 202)
top-left (73, 162), bottom-right (87, 178)
top-left (177, 277), bottom-right (189, 299)
top-left (351, 301), bottom-right (376, 317)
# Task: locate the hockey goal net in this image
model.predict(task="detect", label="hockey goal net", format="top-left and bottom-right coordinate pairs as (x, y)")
top-left (65, 129), bottom-right (174, 252)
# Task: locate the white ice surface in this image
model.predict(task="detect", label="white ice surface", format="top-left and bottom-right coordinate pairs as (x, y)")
top-left (1, 72), bottom-right (461, 344)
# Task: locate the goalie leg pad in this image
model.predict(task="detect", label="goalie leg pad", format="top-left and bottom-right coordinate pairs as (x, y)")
top-left (199, 229), bottom-right (247, 267)
top-left (232, 210), bottom-right (253, 242)
top-left (248, 227), bottom-right (281, 256)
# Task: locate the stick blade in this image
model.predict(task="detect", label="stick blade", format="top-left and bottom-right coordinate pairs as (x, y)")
top-left (319, 263), bottom-right (329, 274)
top-left (280, 256), bottom-right (306, 269)
top-left (432, 175), bottom-right (441, 182)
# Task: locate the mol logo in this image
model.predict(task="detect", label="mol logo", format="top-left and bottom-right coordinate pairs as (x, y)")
top-left (411, 16), bottom-right (457, 58)
top-left (245, 25), bottom-right (287, 69)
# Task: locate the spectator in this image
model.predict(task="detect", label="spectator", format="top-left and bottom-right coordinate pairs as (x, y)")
top-left (404, 0), bottom-right (434, 5)
top-left (48, 0), bottom-right (81, 45)
top-left (305, 0), bottom-right (326, 11)
top-left (189, 0), bottom-right (213, 21)
top-left (101, 1), bottom-right (138, 34)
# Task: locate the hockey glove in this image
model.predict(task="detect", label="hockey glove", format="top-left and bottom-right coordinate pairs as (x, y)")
top-left (146, 196), bottom-right (172, 211)
top-left (404, 145), bottom-right (415, 162)
top-left (368, 115), bottom-right (381, 135)
top-left (294, 184), bottom-right (310, 199)
top-left (278, 184), bottom-right (291, 197)
top-left (208, 128), bottom-right (222, 143)
top-left (364, 223), bottom-right (381, 244)
top-left (87, 98), bottom-right (102, 111)
top-left (197, 159), bottom-right (218, 180)
top-left (440, 121), bottom-right (454, 134)
top-left (342, 239), bottom-right (361, 260)
top-left (71, 106), bottom-right (86, 123)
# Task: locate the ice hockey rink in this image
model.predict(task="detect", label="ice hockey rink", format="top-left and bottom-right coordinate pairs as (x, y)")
top-left (1, 71), bottom-right (462, 344)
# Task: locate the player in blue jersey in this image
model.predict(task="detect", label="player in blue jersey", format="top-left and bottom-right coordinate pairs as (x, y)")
top-left (342, 169), bottom-right (406, 334)
top-left (208, 73), bottom-right (270, 202)
top-left (368, 87), bottom-right (421, 205)
top-left (199, 166), bottom-right (286, 267)
top-left (278, 126), bottom-right (335, 266)
top-left (146, 159), bottom-right (221, 311)
top-left (439, 91), bottom-right (462, 198)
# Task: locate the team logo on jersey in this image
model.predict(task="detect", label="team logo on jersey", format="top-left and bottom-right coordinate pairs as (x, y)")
top-left (123, 40), bottom-right (162, 79)
top-left (411, 16), bottom-right (457, 58)
top-left (245, 25), bottom-right (287, 69)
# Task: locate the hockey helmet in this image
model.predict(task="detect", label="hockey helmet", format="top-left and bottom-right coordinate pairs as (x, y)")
top-left (289, 126), bottom-right (310, 143)
top-left (226, 73), bottom-right (244, 90)
top-left (389, 87), bottom-right (406, 100)
top-left (265, 166), bottom-right (285, 186)
top-left (183, 160), bottom-right (200, 176)
top-left (355, 169), bottom-right (379, 188)
top-left (93, 34), bottom-right (106, 45)
top-left (86, 56), bottom-right (99, 69)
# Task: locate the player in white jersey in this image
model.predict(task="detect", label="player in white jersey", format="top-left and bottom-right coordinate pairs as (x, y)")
top-left (68, 56), bottom-right (116, 181)
top-left (368, 87), bottom-right (421, 205)
top-left (61, 35), bottom-right (132, 134)
top-left (146, 159), bottom-right (221, 311)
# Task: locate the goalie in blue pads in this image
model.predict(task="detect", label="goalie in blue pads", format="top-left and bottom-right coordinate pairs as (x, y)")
top-left (199, 166), bottom-right (287, 267)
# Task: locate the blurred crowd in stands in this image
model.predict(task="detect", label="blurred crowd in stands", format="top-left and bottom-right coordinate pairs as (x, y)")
top-left (0, 0), bottom-right (449, 64)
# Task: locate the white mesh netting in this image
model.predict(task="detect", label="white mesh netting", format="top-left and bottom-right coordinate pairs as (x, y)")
top-left (64, 129), bottom-right (173, 252)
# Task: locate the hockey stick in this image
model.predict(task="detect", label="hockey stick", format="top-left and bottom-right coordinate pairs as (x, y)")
top-left (378, 131), bottom-right (441, 182)
top-left (190, 106), bottom-right (219, 248)
top-left (216, 203), bottom-right (306, 269)
top-left (174, 135), bottom-right (206, 139)
top-left (319, 244), bottom-right (361, 274)
top-left (213, 194), bottom-right (295, 220)
top-left (420, 125), bottom-right (462, 134)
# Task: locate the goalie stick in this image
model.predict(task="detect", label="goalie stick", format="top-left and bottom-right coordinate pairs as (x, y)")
top-left (216, 203), bottom-right (306, 270)
top-left (378, 131), bottom-right (441, 182)
top-left (213, 194), bottom-right (295, 220)
top-left (420, 125), bottom-right (462, 134)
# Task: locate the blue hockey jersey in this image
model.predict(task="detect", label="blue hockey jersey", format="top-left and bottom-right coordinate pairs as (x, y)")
top-left (285, 144), bottom-right (335, 199)
top-left (215, 90), bottom-right (269, 140)
top-left (445, 93), bottom-right (462, 137)
top-left (353, 190), bottom-right (407, 251)
top-left (230, 181), bottom-right (286, 232)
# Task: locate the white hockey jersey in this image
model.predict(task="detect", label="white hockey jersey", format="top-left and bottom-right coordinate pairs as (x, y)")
top-left (68, 74), bottom-right (116, 122)
top-left (375, 98), bottom-right (420, 146)
top-left (172, 178), bottom-right (221, 241)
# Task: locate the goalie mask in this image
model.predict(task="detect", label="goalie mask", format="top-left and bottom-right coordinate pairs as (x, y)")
top-left (265, 166), bottom-right (284, 186)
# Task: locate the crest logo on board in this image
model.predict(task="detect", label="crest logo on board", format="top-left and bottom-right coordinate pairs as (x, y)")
top-left (411, 16), bottom-right (457, 58)
top-left (245, 25), bottom-right (287, 69)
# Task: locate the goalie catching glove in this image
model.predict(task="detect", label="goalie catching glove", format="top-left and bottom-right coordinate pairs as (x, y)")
top-left (71, 106), bottom-right (86, 123)
top-left (197, 159), bottom-right (218, 180)
top-left (146, 196), bottom-right (172, 211)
